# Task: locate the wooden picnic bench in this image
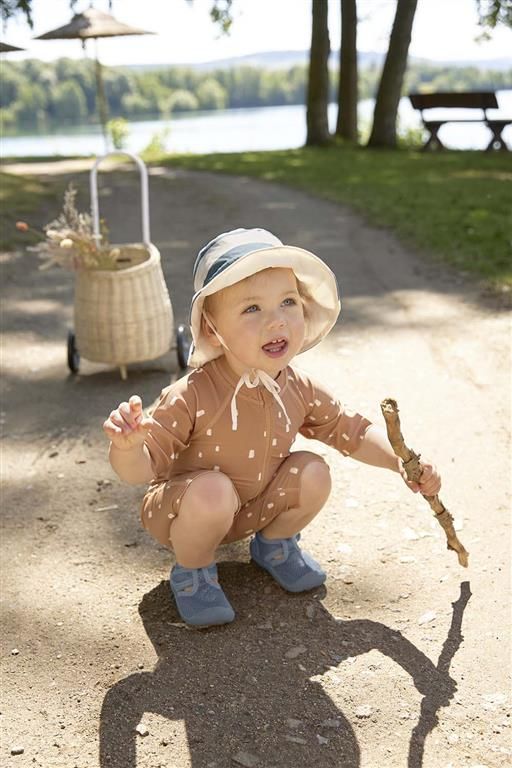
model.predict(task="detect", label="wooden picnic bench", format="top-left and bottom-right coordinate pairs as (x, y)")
top-left (409, 91), bottom-right (510, 151)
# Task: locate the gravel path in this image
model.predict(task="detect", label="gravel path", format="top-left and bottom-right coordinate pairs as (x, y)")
top-left (1, 161), bottom-right (510, 767)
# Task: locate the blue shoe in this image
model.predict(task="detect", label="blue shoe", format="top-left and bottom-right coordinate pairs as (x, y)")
top-left (250, 532), bottom-right (326, 593)
top-left (170, 562), bottom-right (235, 628)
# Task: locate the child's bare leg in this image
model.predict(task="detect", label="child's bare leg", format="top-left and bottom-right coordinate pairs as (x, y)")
top-left (170, 472), bottom-right (239, 568)
top-left (261, 460), bottom-right (332, 540)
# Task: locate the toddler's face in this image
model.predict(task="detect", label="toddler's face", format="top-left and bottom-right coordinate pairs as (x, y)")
top-left (204, 268), bottom-right (305, 377)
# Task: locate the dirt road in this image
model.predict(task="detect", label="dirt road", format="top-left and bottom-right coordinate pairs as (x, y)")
top-left (1, 161), bottom-right (510, 767)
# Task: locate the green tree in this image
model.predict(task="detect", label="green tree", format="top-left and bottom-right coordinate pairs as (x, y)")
top-left (196, 78), bottom-right (228, 110)
top-left (367, 0), bottom-right (418, 148)
top-left (335, 0), bottom-right (358, 142)
top-left (306, 0), bottom-right (331, 146)
top-left (12, 81), bottom-right (46, 124)
top-left (476, 0), bottom-right (512, 29)
top-left (166, 89), bottom-right (199, 112)
top-left (53, 80), bottom-right (87, 122)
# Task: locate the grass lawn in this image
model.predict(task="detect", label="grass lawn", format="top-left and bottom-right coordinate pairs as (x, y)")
top-left (0, 171), bottom-right (62, 250)
top-left (156, 146), bottom-right (512, 288)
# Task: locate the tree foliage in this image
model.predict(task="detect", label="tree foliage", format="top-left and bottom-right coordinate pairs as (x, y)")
top-left (0, 57), bottom-right (509, 133)
top-left (476, 0), bottom-right (512, 29)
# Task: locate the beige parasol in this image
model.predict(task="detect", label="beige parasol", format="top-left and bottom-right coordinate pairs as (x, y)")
top-left (0, 42), bottom-right (25, 52)
top-left (35, 7), bottom-right (154, 149)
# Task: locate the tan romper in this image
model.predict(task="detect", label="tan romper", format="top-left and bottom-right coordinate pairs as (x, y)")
top-left (141, 355), bottom-right (371, 546)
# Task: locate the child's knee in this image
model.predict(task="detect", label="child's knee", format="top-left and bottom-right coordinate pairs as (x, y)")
top-left (299, 459), bottom-right (331, 506)
top-left (182, 471), bottom-right (239, 522)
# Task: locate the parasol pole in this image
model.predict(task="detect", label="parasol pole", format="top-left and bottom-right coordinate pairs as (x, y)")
top-left (93, 38), bottom-right (109, 153)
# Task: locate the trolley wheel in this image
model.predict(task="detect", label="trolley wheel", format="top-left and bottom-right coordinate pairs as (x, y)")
top-left (67, 330), bottom-right (80, 373)
top-left (176, 324), bottom-right (191, 370)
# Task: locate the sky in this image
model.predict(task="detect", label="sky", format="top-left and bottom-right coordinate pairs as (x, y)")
top-left (2, 0), bottom-right (511, 66)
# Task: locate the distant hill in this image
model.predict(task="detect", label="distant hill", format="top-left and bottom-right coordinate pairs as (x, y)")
top-left (119, 49), bottom-right (512, 73)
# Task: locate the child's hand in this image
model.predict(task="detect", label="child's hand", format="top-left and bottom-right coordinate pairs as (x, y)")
top-left (103, 395), bottom-right (153, 450)
top-left (399, 458), bottom-right (441, 496)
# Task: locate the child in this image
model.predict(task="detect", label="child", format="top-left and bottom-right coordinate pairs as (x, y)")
top-left (103, 228), bottom-right (440, 628)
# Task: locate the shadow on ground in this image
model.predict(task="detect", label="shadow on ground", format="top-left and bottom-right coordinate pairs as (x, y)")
top-left (100, 569), bottom-right (470, 768)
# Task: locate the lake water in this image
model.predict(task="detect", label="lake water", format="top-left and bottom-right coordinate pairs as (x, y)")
top-left (1, 91), bottom-right (511, 157)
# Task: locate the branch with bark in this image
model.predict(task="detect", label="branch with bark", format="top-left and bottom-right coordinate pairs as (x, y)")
top-left (380, 398), bottom-right (469, 568)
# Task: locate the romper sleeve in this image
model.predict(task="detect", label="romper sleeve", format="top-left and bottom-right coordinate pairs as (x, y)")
top-left (296, 372), bottom-right (372, 456)
top-left (144, 378), bottom-right (197, 480)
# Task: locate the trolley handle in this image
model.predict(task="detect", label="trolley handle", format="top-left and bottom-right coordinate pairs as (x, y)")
top-left (90, 152), bottom-right (151, 246)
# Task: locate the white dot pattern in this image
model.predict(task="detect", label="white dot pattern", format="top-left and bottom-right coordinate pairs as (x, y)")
top-left (172, 421), bottom-right (178, 428)
top-left (272, 438), bottom-right (277, 446)
top-left (289, 467), bottom-right (299, 474)
top-left (206, 428), bottom-right (212, 436)
top-left (248, 449), bottom-right (255, 459)
top-left (196, 410), bottom-right (205, 418)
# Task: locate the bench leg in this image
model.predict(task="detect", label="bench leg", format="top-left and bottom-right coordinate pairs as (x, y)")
top-left (485, 128), bottom-right (509, 151)
top-left (422, 125), bottom-right (445, 151)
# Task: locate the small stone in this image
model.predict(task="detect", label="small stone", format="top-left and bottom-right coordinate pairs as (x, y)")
top-left (137, 663), bottom-right (144, 669)
top-left (49, 451), bottom-right (58, 458)
top-left (135, 723), bottom-right (149, 737)
top-left (355, 705), bottom-right (373, 719)
top-left (418, 611), bottom-right (437, 625)
top-left (232, 750), bottom-right (260, 767)
top-left (321, 718), bottom-right (341, 729)
top-left (481, 692), bottom-right (507, 710)
top-left (57, 473), bottom-right (65, 479)
top-left (285, 645), bottom-right (307, 659)
top-left (305, 604), bottom-right (315, 620)
top-left (285, 735), bottom-right (307, 745)
top-left (257, 621), bottom-right (272, 630)
top-left (11, 648), bottom-right (19, 655)
top-left (317, 734), bottom-right (329, 745)
top-left (11, 746), bottom-right (24, 755)
top-left (286, 718), bottom-right (303, 729)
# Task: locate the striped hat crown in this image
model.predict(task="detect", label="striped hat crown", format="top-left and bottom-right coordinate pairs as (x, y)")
top-left (188, 227), bottom-right (341, 368)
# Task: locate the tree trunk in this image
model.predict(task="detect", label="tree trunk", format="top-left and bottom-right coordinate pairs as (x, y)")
top-left (306, 0), bottom-right (331, 146)
top-left (335, 0), bottom-right (358, 141)
top-left (367, 0), bottom-right (418, 148)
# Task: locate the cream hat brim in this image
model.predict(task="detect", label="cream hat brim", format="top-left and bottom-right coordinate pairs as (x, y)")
top-left (188, 245), bottom-right (340, 368)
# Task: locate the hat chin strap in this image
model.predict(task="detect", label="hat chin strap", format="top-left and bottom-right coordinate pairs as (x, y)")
top-left (203, 312), bottom-right (291, 432)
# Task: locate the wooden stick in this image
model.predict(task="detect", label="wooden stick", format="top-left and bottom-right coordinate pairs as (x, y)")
top-left (380, 398), bottom-right (469, 568)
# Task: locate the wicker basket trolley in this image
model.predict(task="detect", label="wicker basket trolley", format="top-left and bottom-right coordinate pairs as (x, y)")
top-left (67, 152), bottom-right (190, 378)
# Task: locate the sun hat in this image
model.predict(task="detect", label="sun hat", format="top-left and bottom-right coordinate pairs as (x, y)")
top-left (188, 227), bottom-right (340, 368)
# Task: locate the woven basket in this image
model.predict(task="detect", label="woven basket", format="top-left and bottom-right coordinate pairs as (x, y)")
top-left (72, 152), bottom-right (174, 374)
top-left (74, 243), bottom-right (173, 365)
